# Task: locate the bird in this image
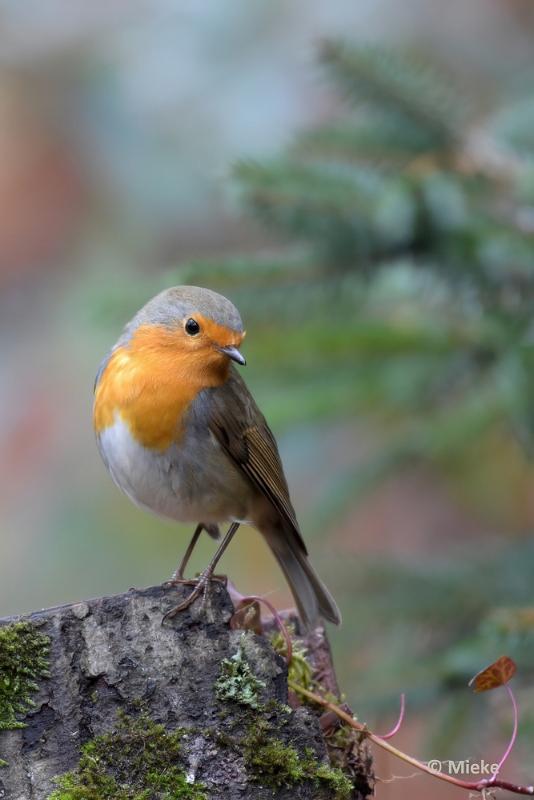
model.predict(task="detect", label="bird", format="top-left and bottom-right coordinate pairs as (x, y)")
top-left (93, 286), bottom-right (341, 630)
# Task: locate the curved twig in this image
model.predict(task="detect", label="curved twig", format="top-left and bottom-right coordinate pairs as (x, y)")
top-left (288, 681), bottom-right (534, 796)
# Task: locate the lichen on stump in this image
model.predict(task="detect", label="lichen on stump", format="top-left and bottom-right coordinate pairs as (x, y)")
top-left (0, 583), bottom-right (373, 799)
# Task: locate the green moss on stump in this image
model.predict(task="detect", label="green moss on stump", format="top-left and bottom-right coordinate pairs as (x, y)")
top-left (270, 628), bottom-right (314, 691)
top-left (245, 722), bottom-right (303, 787)
top-left (48, 712), bottom-right (206, 800)
top-left (314, 762), bottom-right (355, 797)
top-left (243, 719), bottom-right (353, 799)
top-left (0, 621), bottom-right (50, 733)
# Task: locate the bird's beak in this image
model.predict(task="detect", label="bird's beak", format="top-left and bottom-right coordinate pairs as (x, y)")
top-left (218, 345), bottom-right (246, 366)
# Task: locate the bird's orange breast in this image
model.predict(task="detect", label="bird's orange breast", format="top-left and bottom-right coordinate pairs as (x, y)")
top-left (93, 324), bottom-right (230, 451)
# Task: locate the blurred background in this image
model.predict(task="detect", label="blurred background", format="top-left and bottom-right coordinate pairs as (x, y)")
top-left (1, 1), bottom-right (534, 796)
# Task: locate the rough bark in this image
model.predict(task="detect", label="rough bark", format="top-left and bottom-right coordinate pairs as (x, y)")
top-left (0, 582), bottom-right (373, 800)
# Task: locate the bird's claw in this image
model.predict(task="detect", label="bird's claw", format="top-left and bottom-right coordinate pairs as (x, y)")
top-left (163, 572), bottom-right (227, 588)
top-left (163, 576), bottom-right (197, 587)
top-left (162, 573), bottom-right (228, 621)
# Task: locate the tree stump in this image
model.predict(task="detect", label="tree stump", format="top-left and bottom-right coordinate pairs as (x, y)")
top-left (0, 582), bottom-right (373, 799)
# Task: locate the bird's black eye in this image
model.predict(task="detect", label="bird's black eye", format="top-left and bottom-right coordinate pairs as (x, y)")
top-left (185, 318), bottom-right (200, 336)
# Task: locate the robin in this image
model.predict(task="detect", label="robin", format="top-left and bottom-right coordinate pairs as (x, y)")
top-left (93, 286), bottom-right (341, 630)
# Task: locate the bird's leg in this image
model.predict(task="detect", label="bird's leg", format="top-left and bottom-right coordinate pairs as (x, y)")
top-left (163, 522), bottom-right (240, 619)
top-left (169, 523), bottom-right (205, 582)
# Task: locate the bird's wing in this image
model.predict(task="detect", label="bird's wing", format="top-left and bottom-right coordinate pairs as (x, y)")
top-left (206, 368), bottom-right (307, 554)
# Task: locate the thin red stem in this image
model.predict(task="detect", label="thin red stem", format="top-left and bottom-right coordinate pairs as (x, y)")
top-left (377, 693), bottom-right (405, 740)
top-left (490, 684), bottom-right (518, 783)
top-left (240, 595), bottom-right (293, 664)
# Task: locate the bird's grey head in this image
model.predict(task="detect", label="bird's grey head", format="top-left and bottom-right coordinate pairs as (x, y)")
top-left (122, 286), bottom-right (244, 339)
top-left (96, 287), bottom-right (246, 390)
top-left (112, 286), bottom-right (246, 368)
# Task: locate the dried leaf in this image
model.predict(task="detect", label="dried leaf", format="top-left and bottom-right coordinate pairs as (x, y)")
top-left (230, 599), bottom-right (263, 634)
top-left (469, 655), bottom-right (517, 692)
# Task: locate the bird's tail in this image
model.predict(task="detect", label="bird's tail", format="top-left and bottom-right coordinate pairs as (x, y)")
top-left (264, 525), bottom-right (341, 631)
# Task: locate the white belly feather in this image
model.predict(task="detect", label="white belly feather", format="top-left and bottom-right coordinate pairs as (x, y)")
top-left (97, 414), bottom-right (252, 524)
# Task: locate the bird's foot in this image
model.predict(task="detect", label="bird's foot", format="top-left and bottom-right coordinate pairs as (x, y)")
top-left (163, 572), bottom-right (227, 587)
top-left (163, 572), bottom-right (227, 621)
top-left (163, 575), bottom-right (196, 587)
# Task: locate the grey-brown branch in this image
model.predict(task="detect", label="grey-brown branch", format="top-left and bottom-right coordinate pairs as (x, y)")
top-left (0, 583), bottom-right (373, 800)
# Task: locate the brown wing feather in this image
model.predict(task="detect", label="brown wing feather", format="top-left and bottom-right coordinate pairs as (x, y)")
top-left (207, 368), bottom-right (307, 555)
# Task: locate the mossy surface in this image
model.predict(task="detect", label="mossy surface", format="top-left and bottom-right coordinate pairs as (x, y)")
top-left (214, 634), bottom-right (266, 710)
top-left (48, 712), bottom-right (206, 800)
top-left (271, 626), bottom-right (365, 797)
top-left (270, 628), bottom-right (314, 690)
top-left (314, 762), bottom-right (355, 797)
top-left (0, 621), bottom-right (50, 733)
top-left (212, 631), bottom-right (355, 797)
top-left (243, 719), bottom-right (352, 798)
top-left (244, 719), bottom-right (304, 787)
